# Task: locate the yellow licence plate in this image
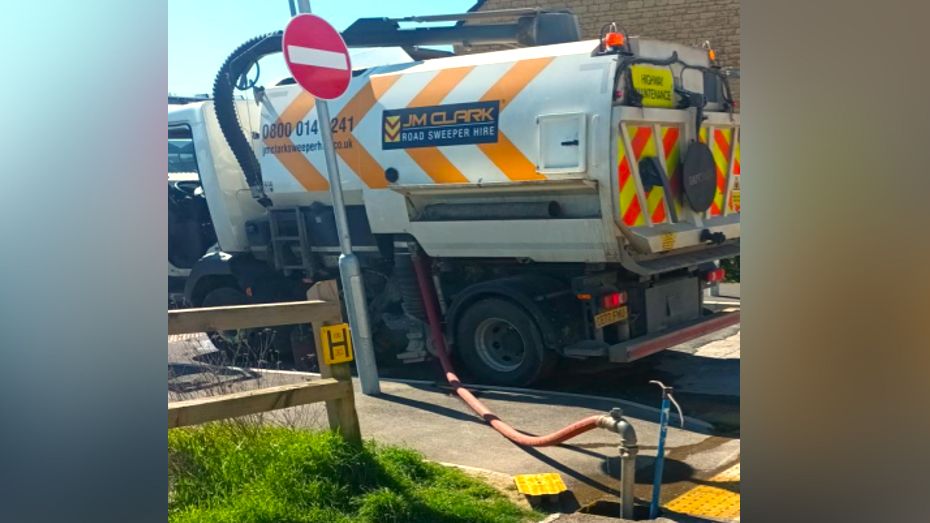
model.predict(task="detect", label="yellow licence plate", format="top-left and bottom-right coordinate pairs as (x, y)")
top-left (594, 306), bottom-right (629, 329)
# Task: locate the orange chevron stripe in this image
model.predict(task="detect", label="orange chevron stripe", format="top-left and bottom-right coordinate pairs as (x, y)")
top-left (410, 66), bottom-right (473, 106)
top-left (481, 57), bottom-right (553, 111)
top-left (264, 92), bottom-right (329, 191)
top-left (276, 91), bottom-right (315, 126)
top-left (404, 67), bottom-right (473, 184)
top-left (479, 134), bottom-right (542, 181)
top-left (406, 148), bottom-right (468, 184)
top-left (478, 57), bottom-right (553, 181)
top-left (334, 74), bottom-right (402, 189)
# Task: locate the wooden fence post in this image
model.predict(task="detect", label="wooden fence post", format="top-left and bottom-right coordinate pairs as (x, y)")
top-left (308, 281), bottom-right (362, 445)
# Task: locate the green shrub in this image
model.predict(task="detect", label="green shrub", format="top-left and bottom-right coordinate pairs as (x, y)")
top-left (168, 425), bottom-right (536, 523)
top-left (720, 256), bottom-right (740, 282)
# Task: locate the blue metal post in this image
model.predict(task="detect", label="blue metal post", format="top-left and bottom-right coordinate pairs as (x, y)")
top-left (648, 380), bottom-right (682, 520)
top-left (649, 391), bottom-right (671, 519)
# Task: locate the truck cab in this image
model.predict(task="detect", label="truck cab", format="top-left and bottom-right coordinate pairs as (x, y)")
top-left (168, 106), bottom-right (219, 301)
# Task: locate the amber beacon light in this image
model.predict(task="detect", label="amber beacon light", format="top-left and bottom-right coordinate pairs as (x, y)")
top-left (603, 31), bottom-right (625, 49)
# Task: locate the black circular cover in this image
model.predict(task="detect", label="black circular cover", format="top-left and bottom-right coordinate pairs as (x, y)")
top-left (682, 142), bottom-right (717, 212)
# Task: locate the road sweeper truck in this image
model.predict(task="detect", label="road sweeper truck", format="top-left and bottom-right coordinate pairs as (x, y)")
top-left (171, 9), bottom-right (740, 385)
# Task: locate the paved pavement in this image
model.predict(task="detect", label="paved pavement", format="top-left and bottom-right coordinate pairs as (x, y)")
top-left (355, 379), bottom-right (720, 501)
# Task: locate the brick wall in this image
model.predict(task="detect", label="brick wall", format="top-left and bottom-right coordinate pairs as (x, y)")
top-left (462, 0), bottom-right (740, 103)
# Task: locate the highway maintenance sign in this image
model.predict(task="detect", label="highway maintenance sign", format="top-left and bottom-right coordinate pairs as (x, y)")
top-left (282, 14), bottom-right (352, 100)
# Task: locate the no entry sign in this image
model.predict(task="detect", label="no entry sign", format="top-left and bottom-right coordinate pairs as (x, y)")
top-left (282, 14), bottom-right (352, 100)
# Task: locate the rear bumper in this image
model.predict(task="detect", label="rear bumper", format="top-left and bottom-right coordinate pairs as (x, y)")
top-left (620, 240), bottom-right (740, 276)
top-left (607, 310), bottom-right (740, 363)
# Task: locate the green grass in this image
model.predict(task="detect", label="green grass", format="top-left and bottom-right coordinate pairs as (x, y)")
top-left (168, 424), bottom-right (538, 523)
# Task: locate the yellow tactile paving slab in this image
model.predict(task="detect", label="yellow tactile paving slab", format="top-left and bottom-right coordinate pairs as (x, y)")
top-left (665, 463), bottom-right (740, 521)
top-left (513, 473), bottom-right (567, 496)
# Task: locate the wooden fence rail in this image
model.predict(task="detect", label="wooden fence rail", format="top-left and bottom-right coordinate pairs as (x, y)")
top-left (168, 300), bottom-right (339, 335)
top-left (168, 281), bottom-right (361, 444)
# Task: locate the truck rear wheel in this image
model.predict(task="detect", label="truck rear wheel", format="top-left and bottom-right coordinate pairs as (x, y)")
top-left (455, 298), bottom-right (555, 386)
top-left (201, 287), bottom-right (293, 364)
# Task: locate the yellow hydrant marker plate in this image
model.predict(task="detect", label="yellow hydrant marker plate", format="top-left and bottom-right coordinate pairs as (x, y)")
top-left (320, 323), bottom-right (353, 365)
top-left (665, 463), bottom-right (740, 521)
top-left (513, 473), bottom-right (567, 497)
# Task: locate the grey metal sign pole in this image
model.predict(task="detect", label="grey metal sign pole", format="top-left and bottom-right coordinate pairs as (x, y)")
top-left (295, 0), bottom-right (380, 395)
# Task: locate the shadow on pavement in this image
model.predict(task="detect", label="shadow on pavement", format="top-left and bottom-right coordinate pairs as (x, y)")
top-left (621, 455), bottom-right (695, 485)
top-left (375, 392), bottom-right (487, 426)
top-left (396, 381), bottom-right (715, 435)
top-left (167, 362), bottom-right (259, 394)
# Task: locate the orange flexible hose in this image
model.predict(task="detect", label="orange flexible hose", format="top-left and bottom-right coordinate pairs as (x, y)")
top-left (411, 251), bottom-right (602, 447)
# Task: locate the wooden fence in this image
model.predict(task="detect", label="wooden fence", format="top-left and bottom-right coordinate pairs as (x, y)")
top-left (167, 281), bottom-right (361, 444)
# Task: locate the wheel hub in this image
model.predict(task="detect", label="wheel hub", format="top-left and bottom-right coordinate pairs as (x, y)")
top-left (474, 318), bottom-right (526, 373)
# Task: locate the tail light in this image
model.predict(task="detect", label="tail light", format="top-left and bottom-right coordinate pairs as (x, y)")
top-left (600, 291), bottom-right (627, 309)
top-left (704, 268), bottom-right (726, 283)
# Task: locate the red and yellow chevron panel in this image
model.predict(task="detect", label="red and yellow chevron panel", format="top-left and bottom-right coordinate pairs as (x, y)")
top-left (662, 125), bottom-right (684, 219)
top-left (617, 125), bottom-right (681, 227)
top-left (708, 128), bottom-right (733, 217)
top-left (729, 136), bottom-right (741, 212)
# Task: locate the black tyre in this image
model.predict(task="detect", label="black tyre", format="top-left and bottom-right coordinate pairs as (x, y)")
top-left (454, 298), bottom-right (556, 386)
top-left (201, 287), bottom-right (293, 364)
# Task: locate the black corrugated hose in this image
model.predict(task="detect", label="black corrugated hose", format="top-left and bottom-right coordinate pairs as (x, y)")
top-left (211, 32), bottom-right (283, 207)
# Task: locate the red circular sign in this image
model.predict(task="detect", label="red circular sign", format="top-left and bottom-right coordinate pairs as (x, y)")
top-left (282, 14), bottom-right (352, 100)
